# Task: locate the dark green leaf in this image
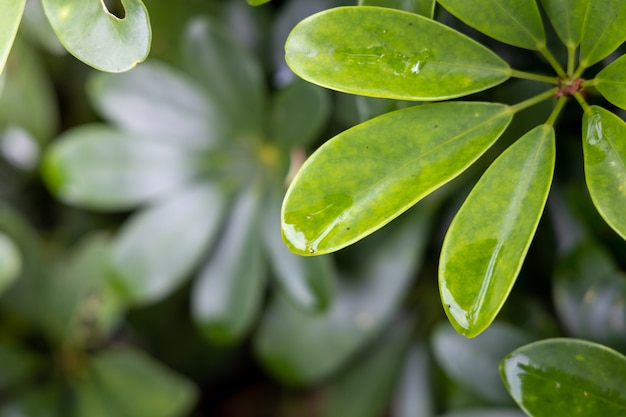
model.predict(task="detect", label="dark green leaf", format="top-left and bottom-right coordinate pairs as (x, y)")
top-left (247, 0), bottom-right (271, 5)
top-left (285, 7), bottom-right (510, 100)
top-left (42, 0), bottom-right (151, 72)
top-left (358, 0), bottom-right (436, 18)
top-left (440, 125), bottom-right (555, 337)
top-left (579, 1), bottom-right (626, 67)
top-left (282, 102), bottom-right (512, 256)
top-left (437, 0), bottom-right (546, 50)
top-left (501, 338), bottom-right (626, 416)
top-left (594, 55), bottom-right (626, 110)
top-left (0, 342), bottom-right (41, 389)
top-left (582, 106), bottom-right (626, 240)
top-left (539, 0), bottom-right (589, 48)
top-left (0, 0), bottom-right (24, 76)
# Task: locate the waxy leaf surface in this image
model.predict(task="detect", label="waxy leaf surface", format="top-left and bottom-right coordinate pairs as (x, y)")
top-left (595, 55), bottom-right (626, 110)
top-left (0, 0), bottom-right (24, 76)
top-left (285, 7), bottom-right (510, 101)
top-left (579, 0), bottom-right (626, 67)
top-left (539, 0), bottom-right (589, 48)
top-left (359, 0), bottom-right (435, 18)
top-left (282, 102), bottom-right (512, 256)
top-left (438, 0), bottom-right (545, 50)
top-left (501, 338), bottom-right (626, 416)
top-left (440, 125), bottom-right (555, 337)
top-left (42, 0), bottom-right (151, 72)
top-left (583, 106), bottom-right (626, 241)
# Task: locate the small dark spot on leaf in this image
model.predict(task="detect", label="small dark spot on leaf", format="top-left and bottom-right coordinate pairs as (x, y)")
top-left (434, 124), bottom-right (439, 128)
top-left (346, 227), bottom-right (351, 231)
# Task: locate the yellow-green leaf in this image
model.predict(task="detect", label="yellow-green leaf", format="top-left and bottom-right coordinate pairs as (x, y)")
top-left (539, 0), bottom-right (589, 48)
top-left (594, 55), bottom-right (626, 110)
top-left (0, 0), bottom-right (25, 76)
top-left (579, 1), bottom-right (626, 68)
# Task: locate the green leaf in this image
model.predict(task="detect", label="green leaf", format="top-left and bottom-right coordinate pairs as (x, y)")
top-left (0, 342), bottom-right (41, 389)
top-left (0, 0), bottom-right (24, 76)
top-left (285, 6), bottom-right (510, 101)
top-left (539, 0), bottom-right (589, 48)
top-left (247, 0), bottom-right (271, 5)
top-left (256, 205), bottom-right (431, 385)
top-left (594, 55), bottom-right (626, 110)
top-left (583, 106), bottom-right (626, 241)
top-left (501, 338), bottom-right (626, 416)
top-left (42, 0), bottom-right (151, 72)
top-left (438, 410), bottom-right (526, 417)
top-left (42, 125), bottom-right (196, 211)
top-left (111, 185), bottom-right (227, 304)
top-left (579, 1), bottom-right (626, 68)
top-left (440, 125), bottom-right (555, 337)
top-left (437, 0), bottom-right (546, 50)
top-left (282, 102), bottom-right (512, 256)
top-left (192, 183), bottom-right (266, 346)
top-left (0, 232), bottom-right (21, 294)
top-left (358, 0), bottom-right (436, 18)
top-left (88, 62), bottom-right (224, 149)
top-left (391, 342), bottom-right (435, 417)
top-left (79, 348), bottom-right (197, 417)
top-left (432, 321), bottom-right (534, 404)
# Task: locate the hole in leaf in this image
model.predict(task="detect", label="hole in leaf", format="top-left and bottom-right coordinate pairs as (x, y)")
top-left (102, 0), bottom-right (126, 19)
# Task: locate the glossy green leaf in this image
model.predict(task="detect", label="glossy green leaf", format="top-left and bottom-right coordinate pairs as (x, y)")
top-left (88, 62), bottom-right (224, 149)
top-left (539, 0), bottom-right (589, 48)
top-left (437, 0), bottom-right (546, 50)
top-left (262, 189), bottom-right (335, 312)
top-left (285, 7), bottom-right (510, 101)
top-left (323, 318), bottom-right (413, 417)
top-left (438, 410), bottom-right (526, 417)
top-left (192, 183), bottom-right (266, 346)
top-left (595, 55), bottom-right (626, 110)
top-left (0, 0), bottom-right (24, 76)
top-left (554, 242), bottom-right (626, 349)
top-left (256, 205), bottom-right (431, 385)
top-left (282, 102), bottom-right (512, 256)
top-left (42, 125), bottom-right (196, 211)
top-left (358, 0), bottom-right (436, 18)
top-left (0, 232), bottom-right (21, 294)
top-left (579, 1), bottom-right (626, 67)
top-left (391, 342), bottom-right (434, 417)
top-left (42, 0), bottom-right (151, 72)
top-left (432, 321), bottom-right (534, 404)
top-left (247, 0), bottom-right (271, 5)
top-left (501, 338), bottom-right (626, 416)
top-left (111, 185), bottom-right (227, 304)
top-left (582, 106), bottom-right (626, 240)
top-left (80, 348), bottom-right (197, 417)
top-left (0, 342), bottom-right (40, 389)
top-left (440, 125), bottom-right (555, 337)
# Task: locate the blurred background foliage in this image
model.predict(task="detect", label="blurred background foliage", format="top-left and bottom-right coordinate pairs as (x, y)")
top-left (0, 0), bottom-right (625, 416)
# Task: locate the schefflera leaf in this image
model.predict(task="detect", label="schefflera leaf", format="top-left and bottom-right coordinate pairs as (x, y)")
top-left (579, 0), bottom-right (626, 68)
top-left (0, 0), bottom-right (25, 76)
top-left (594, 55), bottom-right (626, 110)
top-left (282, 102), bottom-right (512, 256)
top-left (583, 106), bottom-right (626, 240)
top-left (437, 0), bottom-right (546, 50)
top-left (285, 6), bottom-right (511, 101)
top-left (42, 0), bottom-right (151, 72)
top-left (440, 125), bottom-right (555, 338)
top-left (539, 0), bottom-right (589, 48)
top-left (358, 0), bottom-right (436, 18)
top-left (500, 338), bottom-right (626, 416)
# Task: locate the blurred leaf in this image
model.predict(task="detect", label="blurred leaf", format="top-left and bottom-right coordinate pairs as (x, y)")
top-left (0, 0), bottom-right (24, 76)
top-left (192, 183), bottom-right (266, 346)
top-left (111, 184), bottom-right (227, 304)
top-left (0, 342), bottom-right (41, 389)
top-left (285, 7), bottom-right (510, 101)
top-left (0, 204), bottom-right (40, 281)
top-left (391, 342), bottom-right (435, 417)
top-left (501, 338), bottom-right (626, 416)
top-left (433, 321), bottom-right (534, 404)
top-left (20, 0), bottom-right (65, 54)
top-left (0, 385), bottom-right (62, 417)
top-left (262, 188), bottom-right (335, 313)
top-left (582, 106), bottom-right (626, 241)
top-left (440, 125), bottom-right (555, 337)
top-left (323, 317), bottom-right (413, 417)
top-left (553, 242), bottom-right (626, 349)
top-left (579, 0), bottom-right (626, 67)
top-left (595, 55), bottom-right (626, 110)
top-left (0, 232), bottom-right (21, 294)
top-left (42, 125), bottom-right (196, 211)
top-left (358, 0), bottom-right (435, 17)
top-left (270, 79), bottom-right (331, 149)
top-left (181, 18), bottom-right (266, 133)
top-left (76, 347), bottom-right (197, 417)
top-left (247, 0), bottom-right (271, 5)
top-left (539, 0), bottom-right (589, 48)
top-left (256, 205), bottom-right (432, 385)
top-left (437, 0), bottom-right (546, 50)
top-left (88, 61), bottom-right (226, 149)
top-left (42, 0), bottom-right (151, 72)
top-left (282, 102), bottom-right (512, 255)
top-left (437, 410), bottom-right (526, 417)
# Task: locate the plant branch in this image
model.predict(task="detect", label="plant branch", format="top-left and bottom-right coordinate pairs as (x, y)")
top-left (545, 96), bottom-right (568, 127)
top-left (574, 92), bottom-right (592, 114)
top-left (538, 45), bottom-right (567, 78)
top-left (566, 45), bottom-right (576, 76)
top-left (509, 88), bottom-right (558, 114)
top-left (510, 69), bottom-right (559, 84)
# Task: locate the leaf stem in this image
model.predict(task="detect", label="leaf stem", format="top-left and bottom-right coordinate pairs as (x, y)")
top-left (510, 69), bottom-right (559, 84)
top-left (572, 62), bottom-right (587, 79)
top-left (573, 92), bottom-right (592, 115)
top-left (538, 45), bottom-right (567, 78)
top-left (566, 45), bottom-right (576, 76)
top-left (545, 96), bottom-right (568, 127)
top-left (509, 88), bottom-right (557, 114)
